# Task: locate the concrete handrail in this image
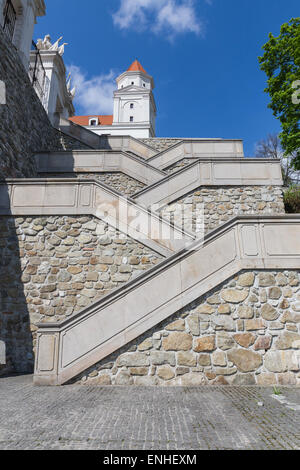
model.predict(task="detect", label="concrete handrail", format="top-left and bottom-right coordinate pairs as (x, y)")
top-left (147, 139), bottom-right (245, 169)
top-left (0, 179), bottom-right (195, 256)
top-left (57, 117), bottom-right (102, 149)
top-left (133, 158), bottom-right (283, 208)
top-left (58, 119), bottom-right (159, 159)
top-left (35, 150), bottom-right (166, 186)
top-left (33, 215), bottom-right (300, 385)
top-left (98, 135), bottom-right (158, 159)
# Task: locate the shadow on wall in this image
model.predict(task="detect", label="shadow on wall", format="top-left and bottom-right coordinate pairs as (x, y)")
top-left (99, 135), bottom-right (113, 150)
top-left (0, 181), bottom-right (33, 376)
top-left (0, 154), bottom-right (76, 377)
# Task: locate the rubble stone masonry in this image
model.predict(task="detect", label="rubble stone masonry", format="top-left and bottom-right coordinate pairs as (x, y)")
top-left (73, 271), bottom-right (300, 387)
top-left (0, 216), bottom-right (163, 374)
top-left (160, 186), bottom-right (285, 234)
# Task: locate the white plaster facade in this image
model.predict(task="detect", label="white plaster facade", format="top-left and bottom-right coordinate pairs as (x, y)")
top-left (29, 48), bottom-right (75, 126)
top-left (72, 61), bottom-right (157, 139)
top-left (0, 0), bottom-right (45, 69)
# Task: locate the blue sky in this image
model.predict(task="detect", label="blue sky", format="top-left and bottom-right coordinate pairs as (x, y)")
top-left (34, 0), bottom-right (299, 156)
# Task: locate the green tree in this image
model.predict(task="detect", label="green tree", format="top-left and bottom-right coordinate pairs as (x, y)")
top-left (259, 18), bottom-right (300, 169)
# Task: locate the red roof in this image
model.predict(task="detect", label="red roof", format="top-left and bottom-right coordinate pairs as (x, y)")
top-left (127, 60), bottom-right (147, 74)
top-left (69, 115), bottom-right (113, 126)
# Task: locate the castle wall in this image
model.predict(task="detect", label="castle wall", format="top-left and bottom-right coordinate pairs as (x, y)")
top-left (0, 215), bottom-right (163, 374)
top-left (160, 186), bottom-right (285, 234)
top-left (72, 271), bottom-right (300, 387)
top-left (0, 28), bottom-right (88, 179)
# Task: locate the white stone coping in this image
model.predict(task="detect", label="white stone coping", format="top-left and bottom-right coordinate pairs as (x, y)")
top-left (58, 118), bottom-right (159, 158)
top-left (133, 158), bottom-right (283, 208)
top-left (33, 215), bottom-right (300, 385)
top-left (35, 150), bottom-right (166, 186)
top-left (0, 179), bottom-right (195, 256)
top-left (57, 118), bottom-right (100, 149)
top-left (98, 135), bottom-right (158, 158)
top-left (147, 139), bottom-right (245, 169)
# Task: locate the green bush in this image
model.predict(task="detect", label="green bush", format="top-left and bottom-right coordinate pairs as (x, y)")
top-left (284, 185), bottom-right (300, 213)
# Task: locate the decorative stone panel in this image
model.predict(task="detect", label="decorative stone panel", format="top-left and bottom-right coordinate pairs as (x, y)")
top-left (72, 271), bottom-right (300, 386)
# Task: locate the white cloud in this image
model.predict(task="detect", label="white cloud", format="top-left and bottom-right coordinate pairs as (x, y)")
top-left (113, 0), bottom-right (203, 38)
top-left (67, 65), bottom-right (116, 115)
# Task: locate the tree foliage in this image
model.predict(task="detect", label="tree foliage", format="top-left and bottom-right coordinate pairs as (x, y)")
top-left (259, 18), bottom-right (300, 169)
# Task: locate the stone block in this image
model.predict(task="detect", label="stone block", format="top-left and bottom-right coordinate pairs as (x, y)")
top-left (237, 305), bottom-right (254, 319)
top-left (180, 373), bottom-right (207, 386)
top-left (253, 336), bottom-right (272, 351)
top-left (233, 333), bottom-right (256, 348)
top-left (264, 350), bottom-right (299, 373)
top-left (194, 335), bottom-right (216, 352)
top-left (150, 351), bottom-right (176, 366)
top-left (227, 349), bottom-right (263, 372)
top-left (165, 319), bottom-right (185, 331)
top-left (212, 351), bottom-right (227, 366)
top-left (186, 315), bottom-right (200, 335)
top-left (162, 332), bottom-right (193, 351)
top-left (221, 289), bottom-right (249, 303)
top-left (217, 332), bottom-right (235, 350)
top-left (232, 374), bottom-right (255, 385)
top-left (256, 373), bottom-right (276, 386)
top-left (237, 273), bottom-right (255, 287)
top-left (115, 371), bottom-right (134, 385)
top-left (177, 351), bottom-right (197, 367)
top-left (275, 331), bottom-right (300, 350)
top-left (157, 366), bottom-right (175, 381)
top-left (261, 303), bottom-right (279, 321)
top-left (116, 353), bottom-right (150, 367)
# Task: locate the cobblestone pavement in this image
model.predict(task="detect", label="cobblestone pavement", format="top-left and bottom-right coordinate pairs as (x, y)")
top-left (0, 375), bottom-right (299, 450)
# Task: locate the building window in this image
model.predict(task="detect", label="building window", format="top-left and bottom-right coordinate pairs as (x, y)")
top-left (143, 83), bottom-right (146, 87)
top-left (130, 103), bottom-right (134, 109)
top-left (89, 118), bottom-right (98, 126)
top-left (130, 116), bottom-right (134, 122)
top-left (131, 82), bottom-right (134, 85)
top-left (3, 0), bottom-right (17, 42)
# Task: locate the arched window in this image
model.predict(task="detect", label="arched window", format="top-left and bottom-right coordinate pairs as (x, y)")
top-left (89, 118), bottom-right (98, 126)
top-left (130, 103), bottom-right (134, 109)
top-left (130, 116), bottom-right (134, 122)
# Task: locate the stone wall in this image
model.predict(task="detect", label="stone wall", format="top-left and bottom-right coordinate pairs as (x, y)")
top-left (140, 138), bottom-right (182, 153)
top-left (73, 271), bottom-right (300, 387)
top-left (0, 28), bottom-right (89, 179)
top-left (42, 173), bottom-right (146, 197)
top-left (0, 215), bottom-right (163, 374)
top-left (160, 186), bottom-right (285, 234)
top-left (165, 158), bottom-right (197, 175)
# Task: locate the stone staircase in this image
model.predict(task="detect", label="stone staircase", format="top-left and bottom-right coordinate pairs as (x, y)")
top-left (33, 215), bottom-right (300, 385)
top-left (1, 125), bottom-right (300, 387)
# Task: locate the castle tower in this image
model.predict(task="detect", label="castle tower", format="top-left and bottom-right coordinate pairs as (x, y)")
top-left (70, 60), bottom-right (157, 138)
top-left (112, 60), bottom-right (156, 138)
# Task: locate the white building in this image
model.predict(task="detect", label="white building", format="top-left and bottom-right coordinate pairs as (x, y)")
top-left (0, 0), bottom-right (46, 69)
top-left (29, 35), bottom-right (75, 126)
top-left (70, 60), bottom-right (157, 139)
